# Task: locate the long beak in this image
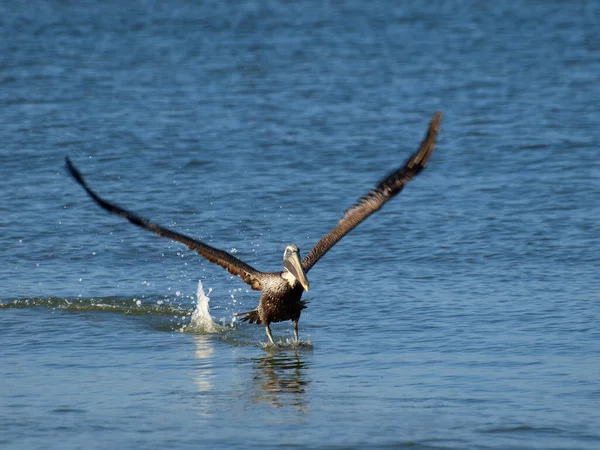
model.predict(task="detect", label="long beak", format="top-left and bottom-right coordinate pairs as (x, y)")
top-left (284, 250), bottom-right (310, 292)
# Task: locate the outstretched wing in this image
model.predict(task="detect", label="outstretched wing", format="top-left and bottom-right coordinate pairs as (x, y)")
top-left (302, 112), bottom-right (442, 273)
top-left (65, 157), bottom-right (264, 291)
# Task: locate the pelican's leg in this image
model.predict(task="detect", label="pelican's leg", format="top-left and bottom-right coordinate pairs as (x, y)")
top-left (265, 324), bottom-right (275, 345)
top-left (293, 320), bottom-right (299, 343)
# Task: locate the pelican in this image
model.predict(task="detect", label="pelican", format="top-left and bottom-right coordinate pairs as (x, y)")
top-left (66, 112), bottom-right (442, 344)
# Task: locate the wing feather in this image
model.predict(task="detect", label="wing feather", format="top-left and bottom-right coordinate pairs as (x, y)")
top-left (302, 112), bottom-right (442, 272)
top-left (65, 157), bottom-right (263, 291)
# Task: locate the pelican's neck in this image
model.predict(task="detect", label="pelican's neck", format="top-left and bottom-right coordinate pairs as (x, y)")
top-left (282, 270), bottom-right (297, 287)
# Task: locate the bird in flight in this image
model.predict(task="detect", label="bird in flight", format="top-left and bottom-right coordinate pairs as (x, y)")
top-left (66, 112), bottom-right (442, 345)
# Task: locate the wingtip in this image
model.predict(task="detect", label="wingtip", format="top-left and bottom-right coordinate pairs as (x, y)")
top-left (431, 111), bottom-right (443, 132)
top-left (410, 111), bottom-right (442, 168)
top-left (65, 156), bottom-right (85, 186)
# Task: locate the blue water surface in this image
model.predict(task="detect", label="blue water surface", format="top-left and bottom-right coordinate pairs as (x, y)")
top-left (1, 1), bottom-right (599, 449)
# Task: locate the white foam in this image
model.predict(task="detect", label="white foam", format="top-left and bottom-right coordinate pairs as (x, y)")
top-left (260, 338), bottom-right (313, 350)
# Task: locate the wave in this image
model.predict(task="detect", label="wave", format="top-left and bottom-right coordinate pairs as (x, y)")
top-left (0, 295), bottom-right (191, 316)
top-left (1, 282), bottom-right (312, 347)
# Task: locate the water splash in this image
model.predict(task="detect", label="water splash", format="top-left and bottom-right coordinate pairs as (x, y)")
top-left (184, 280), bottom-right (223, 333)
top-left (261, 338), bottom-right (313, 351)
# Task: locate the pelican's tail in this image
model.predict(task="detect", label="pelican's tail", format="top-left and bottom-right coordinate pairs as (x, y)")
top-left (234, 309), bottom-right (261, 324)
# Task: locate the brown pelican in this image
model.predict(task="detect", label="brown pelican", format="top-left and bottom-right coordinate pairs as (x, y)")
top-left (66, 112), bottom-right (442, 345)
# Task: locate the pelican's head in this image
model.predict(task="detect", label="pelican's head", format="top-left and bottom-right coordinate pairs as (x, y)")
top-left (283, 244), bottom-right (310, 291)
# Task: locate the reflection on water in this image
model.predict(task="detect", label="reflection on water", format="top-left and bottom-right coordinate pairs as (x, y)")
top-left (250, 349), bottom-right (311, 412)
top-left (192, 333), bottom-right (311, 415)
top-left (192, 335), bottom-right (215, 419)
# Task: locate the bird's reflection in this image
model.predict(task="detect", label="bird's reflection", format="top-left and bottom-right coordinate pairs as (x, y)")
top-left (191, 332), bottom-right (311, 414)
top-left (250, 348), bottom-right (311, 412)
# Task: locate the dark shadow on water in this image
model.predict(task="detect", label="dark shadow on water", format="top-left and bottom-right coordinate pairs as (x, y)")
top-left (250, 348), bottom-right (312, 412)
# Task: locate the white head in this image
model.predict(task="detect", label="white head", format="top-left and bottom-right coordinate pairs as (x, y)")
top-left (282, 244), bottom-right (310, 291)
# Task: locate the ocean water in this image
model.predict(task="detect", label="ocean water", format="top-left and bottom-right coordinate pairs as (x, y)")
top-left (1, 1), bottom-right (600, 448)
